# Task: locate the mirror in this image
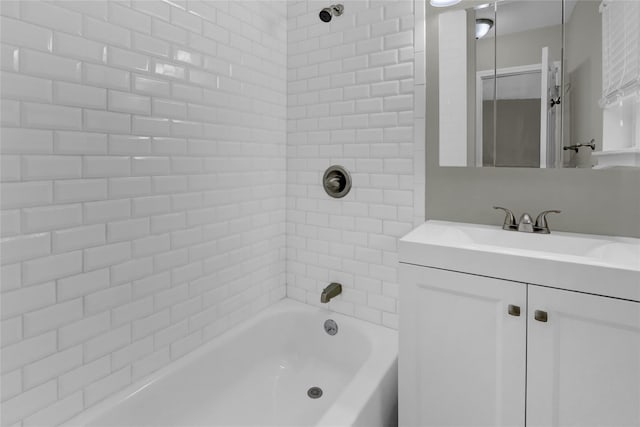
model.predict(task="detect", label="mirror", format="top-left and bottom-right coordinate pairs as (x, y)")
top-left (433, 0), bottom-right (640, 168)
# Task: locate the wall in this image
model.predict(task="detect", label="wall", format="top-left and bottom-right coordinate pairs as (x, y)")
top-left (286, 0), bottom-right (424, 327)
top-left (0, 1), bottom-right (286, 425)
top-left (424, 8), bottom-right (640, 238)
top-left (476, 24), bottom-right (562, 71)
top-left (565, 0), bottom-right (602, 150)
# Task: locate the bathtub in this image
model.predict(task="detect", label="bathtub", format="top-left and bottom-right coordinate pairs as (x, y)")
top-left (68, 299), bottom-right (398, 427)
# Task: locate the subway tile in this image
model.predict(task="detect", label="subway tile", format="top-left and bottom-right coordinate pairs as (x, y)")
top-left (152, 98), bottom-right (187, 119)
top-left (0, 44), bottom-right (19, 72)
top-left (109, 177), bottom-right (152, 198)
top-left (22, 391), bottom-right (83, 427)
top-left (57, 268), bottom-right (110, 302)
top-left (108, 90), bottom-right (151, 115)
top-left (133, 74), bottom-right (170, 97)
top-left (132, 32), bottom-right (170, 58)
top-left (0, 210), bottom-right (21, 237)
top-left (22, 102), bottom-right (82, 130)
top-left (84, 109), bottom-right (131, 134)
top-left (22, 155), bottom-right (82, 180)
top-left (0, 233), bottom-right (50, 265)
top-left (1, 370), bottom-right (22, 401)
top-left (58, 311), bottom-right (110, 349)
top-left (22, 204), bottom-right (82, 233)
top-left (56, 1), bottom-right (108, 20)
top-left (84, 63), bottom-right (131, 90)
top-left (0, 282), bottom-right (55, 320)
top-left (21, 49), bottom-right (81, 82)
top-left (85, 284), bottom-right (131, 316)
top-left (23, 299), bottom-right (83, 337)
top-left (111, 336), bottom-right (153, 370)
top-left (84, 16), bottom-right (130, 48)
top-left (171, 6), bottom-right (202, 32)
top-left (84, 199), bottom-right (131, 224)
top-left (1, 380), bottom-right (57, 426)
top-left (1, 181), bottom-right (52, 209)
top-left (22, 251), bottom-right (82, 286)
top-left (0, 17), bottom-right (52, 52)
top-left (58, 355), bottom-right (110, 397)
top-left (53, 224), bottom-right (106, 253)
top-left (1, 72), bottom-right (52, 103)
top-left (54, 131), bottom-right (107, 155)
top-left (152, 18), bottom-right (188, 45)
top-left (21, 1), bottom-right (82, 35)
top-left (109, 135), bottom-right (151, 155)
top-left (0, 152), bottom-right (20, 180)
top-left (84, 241), bottom-right (131, 271)
top-left (107, 217), bottom-right (150, 243)
top-left (133, 116), bottom-right (171, 136)
top-left (131, 1), bottom-right (171, 21)
top-left (0, 263), bottom-right (21, 293)
top-left (54, 179), bottom-right (108, 203)
top-left (111, 256), bottom-right (153, 285)
top-left (153, 61), bottom-right (186, 79)
top-left (109, 2), bottom-right (151, 33)
top-left (107, 46), bottom-right (150, 72)
top-left (85, 324), bottom-right (131, 362)
top-left (84, 367), bottom-right (131, 407)
top-left (1, 331), bottom-right (56, 374)
top-left (53, 81), bottom-right (107, 109)
top-left (83, 156), bottom-right (130, 177)
top-left (1, 99), bottom-right (20, 126)
top-left (53, 32), bottom-right (106, 63)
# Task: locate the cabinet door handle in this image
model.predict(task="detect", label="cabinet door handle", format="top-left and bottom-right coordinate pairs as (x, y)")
top-left (534, 310), bottom-right (548, 322)
top-left (508, 304), bottom-right (521, 317)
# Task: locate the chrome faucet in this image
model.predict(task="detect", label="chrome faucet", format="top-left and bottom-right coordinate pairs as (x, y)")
top-left (321, 282), bottom-right (342, 303)
top-left (494, 207), bottom-right (561, 234)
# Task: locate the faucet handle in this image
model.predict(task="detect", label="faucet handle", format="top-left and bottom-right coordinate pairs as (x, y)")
top-left (534, 210), bottom-right (561, 233)
top-left (493, 206), bottom-right (517, 230)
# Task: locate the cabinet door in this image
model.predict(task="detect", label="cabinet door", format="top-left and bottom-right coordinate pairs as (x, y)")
top-left (399, 265), bottom-right (526, 427)
top-left (527, 285), bottom-right (640, 427)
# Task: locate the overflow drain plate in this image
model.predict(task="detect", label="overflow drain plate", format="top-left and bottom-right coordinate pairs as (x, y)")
top-left (307, 386), bottom-right (323, 399)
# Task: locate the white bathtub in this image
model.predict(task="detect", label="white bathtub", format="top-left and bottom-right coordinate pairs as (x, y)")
top-left (68, 299), bottom-right (398, 427)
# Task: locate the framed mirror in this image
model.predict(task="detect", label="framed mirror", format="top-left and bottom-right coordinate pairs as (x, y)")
top-left (433, 0), bottom-right (640, 169)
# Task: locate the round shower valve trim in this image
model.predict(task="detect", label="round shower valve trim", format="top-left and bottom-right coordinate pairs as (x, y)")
top-left (323, 165), bottom-right (352, 198)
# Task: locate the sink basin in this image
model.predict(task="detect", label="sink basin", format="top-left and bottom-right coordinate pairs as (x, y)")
top-left (427, 222), bottom-right (609, 257)
top-left (400, 221), bottom-right (640, 301)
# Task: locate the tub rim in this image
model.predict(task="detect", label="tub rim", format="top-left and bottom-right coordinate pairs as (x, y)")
top-left (65, 298), bottom-right (398, 427)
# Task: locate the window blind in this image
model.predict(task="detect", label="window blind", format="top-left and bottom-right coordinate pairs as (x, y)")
top-left (601, 0), bottom-right (640, 105)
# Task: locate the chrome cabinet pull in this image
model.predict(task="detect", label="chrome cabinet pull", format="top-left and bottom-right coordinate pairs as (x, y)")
top-left (508, 304), bottom-right (521, 317)
top-left (534, 310), bottom-right (548, 322)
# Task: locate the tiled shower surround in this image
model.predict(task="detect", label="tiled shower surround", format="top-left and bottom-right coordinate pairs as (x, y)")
top-left (286, 0), bottom-right (424, 327)
top-left (0, 0), bottom-right (423, 424)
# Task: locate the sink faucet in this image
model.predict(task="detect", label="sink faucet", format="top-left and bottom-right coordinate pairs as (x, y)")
top-left (321, 282), bottom-right (342, 303)
top-left (494, 207), bottom-right (561, 234)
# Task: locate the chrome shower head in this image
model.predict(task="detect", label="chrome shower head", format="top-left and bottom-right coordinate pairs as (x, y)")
top-left (319, 4), bottom-right (344, 22)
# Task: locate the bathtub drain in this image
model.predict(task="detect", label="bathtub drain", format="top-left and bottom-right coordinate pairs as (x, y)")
top-left (307, 387), bottom-right (323, 399)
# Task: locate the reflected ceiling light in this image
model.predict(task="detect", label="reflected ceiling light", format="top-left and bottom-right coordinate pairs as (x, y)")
top-left (430, 0), bottom-right (462, 7)
top-left (475, 18), bottom-right (494, 39)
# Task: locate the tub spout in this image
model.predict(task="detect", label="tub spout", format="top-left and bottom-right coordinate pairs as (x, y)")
top-left (321, 282), bottom-right (342, 303)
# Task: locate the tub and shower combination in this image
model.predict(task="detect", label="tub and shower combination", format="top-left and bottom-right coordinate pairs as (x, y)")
top-left (69, 299), bottom-right (398, 426)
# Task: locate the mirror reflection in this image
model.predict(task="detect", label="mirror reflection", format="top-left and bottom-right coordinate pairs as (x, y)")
top-left (435, 0), bottom-right (640, 168)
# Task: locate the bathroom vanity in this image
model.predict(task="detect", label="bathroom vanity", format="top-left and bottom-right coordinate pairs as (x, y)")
top-left (398, 221), bottom-right (640, 427)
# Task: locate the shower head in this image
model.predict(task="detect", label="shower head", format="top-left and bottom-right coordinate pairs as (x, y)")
top-left (319, 4), bottom-right (344, 22)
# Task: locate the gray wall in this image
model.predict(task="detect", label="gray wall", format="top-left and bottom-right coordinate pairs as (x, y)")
top-left (425, 9), bottom-right (640, 238)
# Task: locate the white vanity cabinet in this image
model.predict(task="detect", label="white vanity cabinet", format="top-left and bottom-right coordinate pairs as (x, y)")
top-left (399, 264), bottom-right (640, 427)
top-left (398, 221), bottom-right (640, 427)
top-left (399, 265), bottom-right (527, 427)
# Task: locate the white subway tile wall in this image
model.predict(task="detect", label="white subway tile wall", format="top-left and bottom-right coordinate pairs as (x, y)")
top-left (285, 0), bottom-right (424, 327)
top-left (0, 0), bottom-right (287, 424)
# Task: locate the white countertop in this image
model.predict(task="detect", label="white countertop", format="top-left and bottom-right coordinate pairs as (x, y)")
top-left (399, 221), bottom-right (640, 301)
